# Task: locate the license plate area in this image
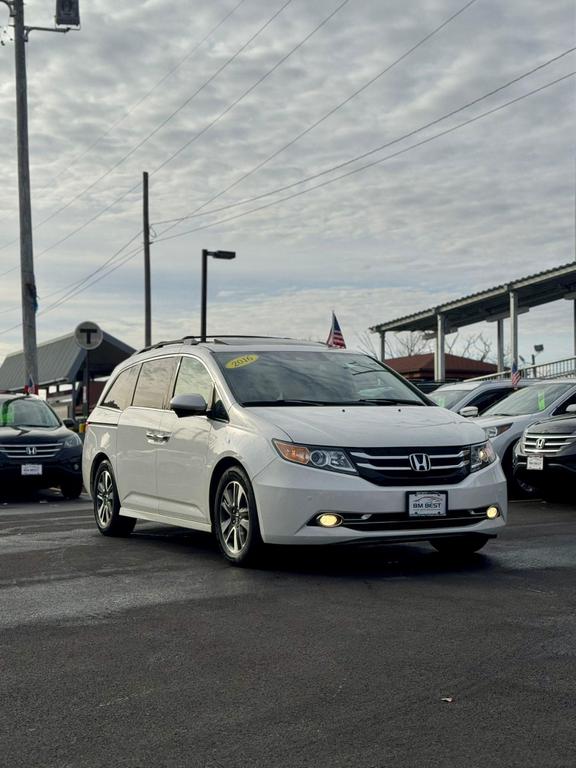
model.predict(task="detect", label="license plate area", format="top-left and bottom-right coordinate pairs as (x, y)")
top-left (407, 491), bottom-right (447, 517)
top-left (21, 464), bottom-right (42, 476)
top-left (527, 455), bottom-right (544, 471)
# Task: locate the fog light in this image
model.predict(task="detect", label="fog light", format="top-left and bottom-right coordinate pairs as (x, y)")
top-left (486, 506), bottom-right (500, 519)
top-left (317, 513), bottom-right (343, 528)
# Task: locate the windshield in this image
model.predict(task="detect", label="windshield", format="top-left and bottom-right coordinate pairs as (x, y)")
top-left (482, 383), bottom-right (573, 417)
top-left (213, 350), bottom-right (427, 406)
top-left (429, 389), bottom-right (470, 410)
top-left (0, 398), bottom-right (61, 428)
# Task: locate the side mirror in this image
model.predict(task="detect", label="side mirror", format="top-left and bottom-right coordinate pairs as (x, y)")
top-left (63, 417), bottom-right (77, 430)
top-left (459, 406), bottom-right (479, 418)
top-left (170, 393), bottom-right (208, 418)
top-left (565, 404), bottom-right (576, 414)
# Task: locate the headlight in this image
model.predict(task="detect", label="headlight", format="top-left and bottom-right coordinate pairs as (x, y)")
top-left (470, 441), bottom-right (496, 472)
top-left (483, 424), bottom-right (512, 439)
top-left (273, 440), bottom-right (357, 474)
top-left (64, 433), bottom-right (82, 448)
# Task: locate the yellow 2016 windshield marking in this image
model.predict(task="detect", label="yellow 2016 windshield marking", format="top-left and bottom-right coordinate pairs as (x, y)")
top-left (225, 354), bottom-right (259, 369)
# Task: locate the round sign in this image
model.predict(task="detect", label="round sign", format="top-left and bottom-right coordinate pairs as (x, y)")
top-left (75, 321), bottom-right (103, 351)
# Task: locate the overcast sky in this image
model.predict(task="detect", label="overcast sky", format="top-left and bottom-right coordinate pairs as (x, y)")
top-left (0, 0), bottom-right (574, 365)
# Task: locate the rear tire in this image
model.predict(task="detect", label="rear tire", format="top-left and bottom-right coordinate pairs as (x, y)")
top-left (213, 466), bottom-right (263, 566)
top-left (60, 478), bottom-right (83, 500)
top-left (431, 535), bottom-right (490, 555)
top-left (92, 460), bottom-right (136, 537)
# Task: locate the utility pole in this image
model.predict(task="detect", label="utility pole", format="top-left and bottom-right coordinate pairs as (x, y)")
top-left (13, 0), bottom-right (38, 393)
top-left (143, 171), bottom-right (151, 347)
top-left (2, 0), bottom-right (80, 392)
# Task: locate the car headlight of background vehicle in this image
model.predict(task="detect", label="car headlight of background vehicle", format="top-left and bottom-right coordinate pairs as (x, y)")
top-left (470, 441), bottom-right (496, 472)
top-left (273, 440), bottom-right (357, 474)
top-left (64, 433), bottom-right (82, 448)
top-left (483, 424), bottom-right (512, 439)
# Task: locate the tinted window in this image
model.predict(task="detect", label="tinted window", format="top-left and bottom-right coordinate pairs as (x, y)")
top-left (554, 391), bottom-right (576, 415)
top-left (472, 388), bottom-right (511, 414)
top-left (174, 357), bottom-right (214, 404)
top-left (0, 398), bottom-right (60, 428)
top-left (213, 351), bottom-right (425, 406)
top-left (101, 365), bottom-right (140, 411)
top-left (133, 358), bottom-right (178, 409)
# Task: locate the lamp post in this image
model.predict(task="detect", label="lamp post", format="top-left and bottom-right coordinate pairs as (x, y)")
top-left (200, 249), bottom-right (236, 342)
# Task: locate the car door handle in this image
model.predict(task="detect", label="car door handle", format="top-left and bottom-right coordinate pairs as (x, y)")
top-left (146, 431), bottom-right (171, 444)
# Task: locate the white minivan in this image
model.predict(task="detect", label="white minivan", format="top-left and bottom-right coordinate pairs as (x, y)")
top-left (83, 337), bottom-right (507, 565)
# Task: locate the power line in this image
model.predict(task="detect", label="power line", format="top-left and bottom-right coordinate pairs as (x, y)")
top-left (0, 229), bottom-right (142, 316)
top-left (152, 0), bottom-right (481, 240)
top-left (0, 0), bottom-right (249, 240)
top-left (152, 48), bottom-right (576, 228)
top-left (152, 73), bottom-right (575, 243)
top-left (0, 0), bottom-right (295, 263)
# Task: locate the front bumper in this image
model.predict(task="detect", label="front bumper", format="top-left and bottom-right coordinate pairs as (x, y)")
top-left (0, 457), bottom-right (82, 489)
top-left (514, 451), bottom-right (576, 488)
top-left (252, 458), bottom-right (507, 545)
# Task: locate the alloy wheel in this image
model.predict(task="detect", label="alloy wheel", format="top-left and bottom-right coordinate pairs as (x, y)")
top-left (219, 480), bottom-right (250, 555)
top-left (96, 469), bottom-right (114, 528)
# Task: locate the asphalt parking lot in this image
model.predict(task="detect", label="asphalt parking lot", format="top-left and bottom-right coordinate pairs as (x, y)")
top-left (0, 493), bottom-right (574, 768)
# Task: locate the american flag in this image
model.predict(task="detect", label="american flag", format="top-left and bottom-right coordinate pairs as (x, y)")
top-left (326, 312), bottom-right (346, 349)
top-left (511, 361), bottom-right (521, 388)
top-left (24, 375), bottom-right (37, 395)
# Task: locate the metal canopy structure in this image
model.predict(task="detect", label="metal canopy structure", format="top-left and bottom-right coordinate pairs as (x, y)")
top-left (370, 262), bottom-right (576, 380)
top-left (0, 330), bottom-right (134, 392)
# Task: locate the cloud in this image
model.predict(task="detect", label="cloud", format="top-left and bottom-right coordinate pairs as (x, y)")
top-left (0, 0), bottom-right (574, 371)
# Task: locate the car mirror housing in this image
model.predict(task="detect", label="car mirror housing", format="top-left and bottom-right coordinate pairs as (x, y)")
top-left (170, 394), bottom-right (208, 417)
top-left (459, 406), bottom-right (479, 418)
top-left (62, 417), bottom-right (77, 430)
top-left (565, 404), bottom-right (576, 414)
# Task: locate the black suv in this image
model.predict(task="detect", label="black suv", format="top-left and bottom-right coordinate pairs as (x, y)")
top-left (0, 394), bottom-right (83, 499)
top-left (514, 412), bottom-right (576, 500)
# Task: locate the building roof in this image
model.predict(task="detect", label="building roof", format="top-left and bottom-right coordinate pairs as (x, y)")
top-left (386, 353), bottom-right (497, 378)
top-left (370, 262), bottom-right (576, 334)
top-left (0, 331), bottom-right (135, 392)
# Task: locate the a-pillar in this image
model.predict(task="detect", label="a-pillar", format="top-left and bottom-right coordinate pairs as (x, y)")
top-left (497, 319), bottom-right (505, 373)
top-left (434, 314), bottom-right (445, 381)
top-left (379, 332), bottom-right (386, 361)
top-left (509, 291), bottom-right (518, 370)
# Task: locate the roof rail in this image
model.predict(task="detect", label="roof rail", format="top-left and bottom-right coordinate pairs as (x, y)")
top-left (132, 335), bottom-right (308, 356)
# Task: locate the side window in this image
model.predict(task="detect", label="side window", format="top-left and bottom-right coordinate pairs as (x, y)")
top-left (473, 388), bottom-right (510, 414)
top-left (553, 391), bottom-right (576, 415)
top-left (173, 357), bottom-right (214, 405)
top-left (101, 365), bottom-right (140, 411)
top-left (132, 357), bottom-right (178, 409)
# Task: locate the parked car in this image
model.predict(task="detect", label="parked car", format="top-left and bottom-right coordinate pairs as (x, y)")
top-left (429, 380), bottom-right (534, 416)
top-left (514, 410), bottom-right (576, 499)
top-left (83, 337), bottom-right (507, 565)
top-left (0, 394), bottom-right (83, 498)
top-left (473, 379), bottom-right (576, 484)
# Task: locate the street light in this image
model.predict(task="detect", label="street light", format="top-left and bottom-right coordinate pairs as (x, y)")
top-left (201, 249), bottom-right (236, 342)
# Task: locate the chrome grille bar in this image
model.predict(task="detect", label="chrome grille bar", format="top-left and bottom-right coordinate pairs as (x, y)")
top-left (0, 443), bottom-right (62, 459)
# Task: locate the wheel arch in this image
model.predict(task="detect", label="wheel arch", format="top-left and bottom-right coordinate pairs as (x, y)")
top-left (90, 452), bottom-right (113, 492)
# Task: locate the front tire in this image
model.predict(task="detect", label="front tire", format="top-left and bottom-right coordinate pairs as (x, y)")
top-left (214, 467), bottom-right (263, 566)
top-left (60, 478), bottom-right (83, 500)
top-left (431, 535), bottom-right (490, 555)
top-left (92, 461), bottom-right (135, 537)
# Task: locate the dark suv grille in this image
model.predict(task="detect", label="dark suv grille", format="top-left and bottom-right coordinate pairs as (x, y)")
top-left (348, 445), bottom-right (471, 486)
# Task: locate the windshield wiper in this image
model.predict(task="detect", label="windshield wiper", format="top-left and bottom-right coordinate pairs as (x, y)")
top-left (357, 398), bottom-right (424, 406)
top-left (243, 399), bottom-right (330, 406)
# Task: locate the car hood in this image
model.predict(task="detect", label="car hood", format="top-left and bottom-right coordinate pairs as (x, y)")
top-left (526, 414), bottom-right (576, 435)
top-left (474, 414), bottom-right (531, 429)
top-left (0, 425), bottom-right (68, 443)
top-left (248, 405), bottom-right (486, 447)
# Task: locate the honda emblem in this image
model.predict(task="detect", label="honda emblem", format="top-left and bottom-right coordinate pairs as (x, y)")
top-left (409, 453), bottom-right (431, 472)
top-left (26, 446), bottom-right (37, 456)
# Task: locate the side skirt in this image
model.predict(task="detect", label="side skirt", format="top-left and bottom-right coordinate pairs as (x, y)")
top-left (120, 507), bottom-right (212, 533)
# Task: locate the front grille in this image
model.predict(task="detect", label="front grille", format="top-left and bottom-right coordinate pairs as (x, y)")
top-left (0, 443), bottom-right (62, 459)
top-left (310, 508), bottom-right (488, 531)
top-left (523, 434), bottom-right (576, 455)
top-left (348, 445), bottom-right (470, 486)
